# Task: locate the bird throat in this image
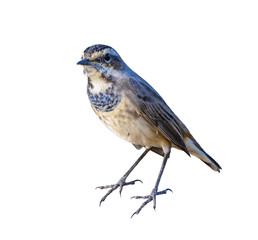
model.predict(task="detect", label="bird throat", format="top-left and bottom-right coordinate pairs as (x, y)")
top-left (87, 78), bottom-right (121, 112)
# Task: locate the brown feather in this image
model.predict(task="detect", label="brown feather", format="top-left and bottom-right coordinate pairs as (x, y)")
top-left (127, 78), bottom-right (190, 155)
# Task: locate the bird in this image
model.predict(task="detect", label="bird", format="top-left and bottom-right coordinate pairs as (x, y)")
top-left (77, 44), bottom-right (221, 217)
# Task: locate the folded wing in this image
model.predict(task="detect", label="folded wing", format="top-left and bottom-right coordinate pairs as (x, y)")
top-left (128, 77), bottom-right (190, 155)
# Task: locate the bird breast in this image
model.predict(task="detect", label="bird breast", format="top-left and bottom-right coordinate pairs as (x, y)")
top-left (90, 92), bottom-right (170, 149)
top-left (87, 85), bottom-right (121, 112)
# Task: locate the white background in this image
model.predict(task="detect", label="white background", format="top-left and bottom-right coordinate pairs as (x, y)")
top-left (0, 0), bottom-right (258, 239)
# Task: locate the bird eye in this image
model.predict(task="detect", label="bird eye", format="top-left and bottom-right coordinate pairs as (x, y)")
top-left (104, 53), bottom-right (111, 62)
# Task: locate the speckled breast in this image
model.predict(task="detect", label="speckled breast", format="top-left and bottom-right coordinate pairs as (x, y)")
top-left (89, 89), bottom-right (170, 149)
top-left (87, 86), bottom-right (121, 112)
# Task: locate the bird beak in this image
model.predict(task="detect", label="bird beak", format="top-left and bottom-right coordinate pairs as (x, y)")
top-left (77, 59), bottom-right (90, 65)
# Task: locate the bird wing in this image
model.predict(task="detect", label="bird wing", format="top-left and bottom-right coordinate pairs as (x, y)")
top-left (128, 77), bottom-right (189, 155)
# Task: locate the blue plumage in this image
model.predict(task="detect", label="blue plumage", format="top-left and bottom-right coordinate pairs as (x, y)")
top-left (87, 86), bottom-right (121, 112)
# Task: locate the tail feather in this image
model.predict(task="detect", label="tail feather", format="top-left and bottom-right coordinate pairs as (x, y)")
top-left (200, 152), bottom-right (222, 172)
top-left (185, 136), bottom-right (222, 172)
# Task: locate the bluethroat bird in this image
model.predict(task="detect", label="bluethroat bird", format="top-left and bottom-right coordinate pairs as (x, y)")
top-left (77, 44), bottom-right (221, 217)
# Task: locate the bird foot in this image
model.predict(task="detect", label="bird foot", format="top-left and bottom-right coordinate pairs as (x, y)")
top-left (96, 178), bottom-right (143, 206)
top-left (131, 188), bottom-right (172, 218)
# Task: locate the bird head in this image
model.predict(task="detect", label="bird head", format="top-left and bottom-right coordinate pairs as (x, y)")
top-left (77, 44), bottom-right (125, 79)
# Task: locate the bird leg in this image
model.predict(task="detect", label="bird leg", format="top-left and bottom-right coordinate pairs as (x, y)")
top-left (96, 148), bottom-right (150, 206)
top-left (131, 149), bottom-right (172, 218)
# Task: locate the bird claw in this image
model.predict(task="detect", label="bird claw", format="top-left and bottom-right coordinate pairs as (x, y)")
top-left (96, 178), bottom-right (143, 206)
top-left (158, 188), bottom-right (173, 194)
top-left (131, 188), bottom-right (172, 218)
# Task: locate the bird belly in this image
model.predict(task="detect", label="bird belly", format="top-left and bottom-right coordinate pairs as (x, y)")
top-left (92, 98), bottom-right (170, 149)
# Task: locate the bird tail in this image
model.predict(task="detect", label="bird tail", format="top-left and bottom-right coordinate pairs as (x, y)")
top-left (184, 135), bottom-right (222, 172)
